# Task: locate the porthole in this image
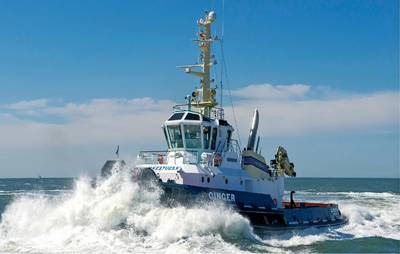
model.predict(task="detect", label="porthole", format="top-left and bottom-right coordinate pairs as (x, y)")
top-left (207, 177), bottom-right (210, 183)
top-left (225, 178), bottom-right (228, 184)
top-left (201, 177), bottom-right (204, 183)
top-left (240, 180), bottom-right (243, 185)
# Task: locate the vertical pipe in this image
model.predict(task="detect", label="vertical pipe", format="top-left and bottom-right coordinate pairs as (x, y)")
top-left (255, 136), bottom-right (260, 153)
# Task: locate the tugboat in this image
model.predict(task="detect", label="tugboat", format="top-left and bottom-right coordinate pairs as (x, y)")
top-left (105, 11), bottom-right (347, 229)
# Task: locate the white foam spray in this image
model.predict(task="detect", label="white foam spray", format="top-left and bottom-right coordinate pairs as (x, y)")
top-left (0, 168), bottom-right (263, 253)
top-left (261, 191), bottom-right (400, 248)
top-left (0, 168), bottom-right (398, 253)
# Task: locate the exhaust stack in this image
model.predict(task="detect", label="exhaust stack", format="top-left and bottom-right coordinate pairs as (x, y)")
top-left (247, 109), bottom-right (259, 151)
top-left (242, 109), bottom-right (270, 179)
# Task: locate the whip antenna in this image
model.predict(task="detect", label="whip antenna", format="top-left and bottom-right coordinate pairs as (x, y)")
top-left (219, 0), bottom-right (242, 148)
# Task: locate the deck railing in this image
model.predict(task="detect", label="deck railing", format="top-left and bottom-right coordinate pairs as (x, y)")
top-left (137, 142), bottom-right (241, 167)
top-left (173, 104), bottom-right (225, 119)
top-left (136, 150), bottom-right (200, 165)
top-left (136, 150), bottom-right (168, 165)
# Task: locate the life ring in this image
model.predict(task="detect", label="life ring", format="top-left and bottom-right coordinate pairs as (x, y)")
top-left (157, 154), bottom-right (164, 164)
top-left (213, 153), bottom-right (222, 166)
top-left (272, 198), bottom-right (278, 207)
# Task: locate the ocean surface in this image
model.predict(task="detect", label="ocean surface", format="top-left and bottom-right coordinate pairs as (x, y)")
top-left (0, 174), bottom-right (398, 253)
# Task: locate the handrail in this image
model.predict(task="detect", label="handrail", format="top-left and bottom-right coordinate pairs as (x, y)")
top-left (136, 150), bottom-right (168, 165)
top-left (137, 150), bottom-right (200, 165)
top-left (138, 150), bottom-right (168, 154)
top-left (173, 103), bottom-right (225, 119)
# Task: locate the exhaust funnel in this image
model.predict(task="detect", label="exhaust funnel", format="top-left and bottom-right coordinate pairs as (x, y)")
top-left (247, 109), bottom-right (259, 150)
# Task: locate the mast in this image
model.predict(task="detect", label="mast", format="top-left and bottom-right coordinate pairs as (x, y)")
top-left (177, 11), bottom-right (218, 117)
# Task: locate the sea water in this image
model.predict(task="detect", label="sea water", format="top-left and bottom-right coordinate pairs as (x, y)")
top-left (0, 172), bottom-right (398, 253)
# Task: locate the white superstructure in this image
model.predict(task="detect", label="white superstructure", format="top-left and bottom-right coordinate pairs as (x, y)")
top-left (135, 11), bottom-right (296, 210)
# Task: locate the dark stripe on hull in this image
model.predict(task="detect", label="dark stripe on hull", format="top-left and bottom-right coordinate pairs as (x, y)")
top-left (160, 181), bottom-right (276, 210)
top-left (242, 156), bottom-right (270, 173)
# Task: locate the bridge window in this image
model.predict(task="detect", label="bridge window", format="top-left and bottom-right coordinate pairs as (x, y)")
top-left (184, 125), bottom-right (201, 149)
top-left (211, 127), bottom-right (218, 150)
top-left (168, 113), bottom-right (184, 121)
top-left (162, 127), bottom-right (170, 148)
top-left (167, 125), bottom-right (183, 148)
top-left (184, 113), bottom-right (200, 121)
top-left (203, 126), bottom-right (211, 149)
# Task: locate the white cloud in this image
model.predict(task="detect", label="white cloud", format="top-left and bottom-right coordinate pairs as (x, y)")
top-left (44, 97), bottom-right (172, 119)
top-left (0, 98), bottom-right (174, 148)
top-left (7, 99), bottom-right (48, 110)
top-left (0, 85), bottom-right (398, 149)
top-left (226, 85), bottom-right (399, 137)
top-left (230, 84), bottom-right (311, 100)
top-left (0, 85), bottom-right (398, 177)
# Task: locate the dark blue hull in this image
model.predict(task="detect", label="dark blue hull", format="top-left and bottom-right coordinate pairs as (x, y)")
top-left (125, 166), bottom-right (348, 229)
top-left (161, 181), bottom-right (276, 209)
top-left (159, 181), bottom-right (347, 229)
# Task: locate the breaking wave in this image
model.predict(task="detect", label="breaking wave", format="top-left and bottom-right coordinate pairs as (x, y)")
top-left (0, 170), bottom-right (399, 253)
top-left (0, 170), bottom-right (262, 253)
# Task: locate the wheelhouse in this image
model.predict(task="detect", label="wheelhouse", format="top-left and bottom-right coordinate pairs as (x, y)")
top-left (163, 111), bottom-right (236, 154)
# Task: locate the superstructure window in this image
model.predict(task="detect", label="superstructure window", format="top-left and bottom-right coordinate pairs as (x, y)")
top-left (167, 125), bottom-right (183, 148)
top-left (184, 125), bottom-right (201, 149)
top-left (162, 126), bottom-right (170, 148)
top-left (211, 127), bottom-right (218, 150)
top-left (168, 113), bottom-right (184, 121)
top-left (203, 126), bottom-right (211, 149)
top-left (184, 113), bottom-right (200, 121)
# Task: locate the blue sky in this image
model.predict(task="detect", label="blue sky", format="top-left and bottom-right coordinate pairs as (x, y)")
top-left (0, 0), bottom-right (398, 178)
